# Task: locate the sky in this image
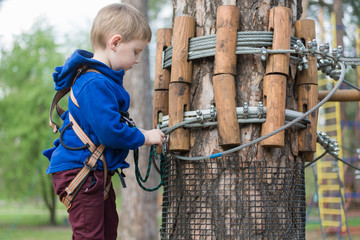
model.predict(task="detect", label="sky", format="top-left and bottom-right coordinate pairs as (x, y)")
top-left (0, 0), bottom-right (121, 47)
top-left (0, 0), bottom-right (173, 77)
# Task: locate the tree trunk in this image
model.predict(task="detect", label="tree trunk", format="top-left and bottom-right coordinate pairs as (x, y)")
top-left (301, 0), bottom-right (309, 18)
top-left (161, 0), bottom-right (305, 239)
top-left (332, 0), bottom-right (344, 49)
top-left (119, 1), bottom-right (159, 240)
top-left (40, 167), bottom-right (57, 225)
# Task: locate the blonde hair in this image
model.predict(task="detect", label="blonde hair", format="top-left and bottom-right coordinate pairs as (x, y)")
top-left (90, 3), bottom-right (152, 51)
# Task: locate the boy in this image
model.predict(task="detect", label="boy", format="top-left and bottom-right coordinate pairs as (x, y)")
top-left (43, 3), bottom-right (165, 240)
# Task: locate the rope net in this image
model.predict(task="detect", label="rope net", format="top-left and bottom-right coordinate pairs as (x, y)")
top-left (160, 155), bottom-right (306, 240)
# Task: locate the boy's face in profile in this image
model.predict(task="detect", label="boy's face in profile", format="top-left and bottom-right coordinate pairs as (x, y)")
top-left (109, 35), bottom-right (148, 72)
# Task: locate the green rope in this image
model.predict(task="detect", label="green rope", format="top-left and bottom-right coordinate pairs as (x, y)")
top-left (134, 145), bottom-right (166, 192)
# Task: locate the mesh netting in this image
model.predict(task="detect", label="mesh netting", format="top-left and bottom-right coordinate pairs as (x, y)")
top-left (160, 154), bottom-right (306, 239)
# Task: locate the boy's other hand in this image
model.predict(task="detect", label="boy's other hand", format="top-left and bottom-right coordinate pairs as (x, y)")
top-left (143, 129), bottom-right (166, 146)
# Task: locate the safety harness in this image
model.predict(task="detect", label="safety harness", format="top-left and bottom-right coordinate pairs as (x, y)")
top-left (49, 66), bottom-right (125, 210)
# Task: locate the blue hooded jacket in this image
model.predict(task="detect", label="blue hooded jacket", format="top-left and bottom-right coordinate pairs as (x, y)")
top-left (43, 49), bottom-right (145, 174)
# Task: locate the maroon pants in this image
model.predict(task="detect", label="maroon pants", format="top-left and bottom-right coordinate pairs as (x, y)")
top-left (52, 168), bottom-right (118, 240)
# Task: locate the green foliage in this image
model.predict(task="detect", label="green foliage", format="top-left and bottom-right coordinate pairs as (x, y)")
top-left (343, 0), bottom-right (360, 25)
top-left (0, 20), bottom-right (64, 199)
top-left (307, 0), bottom-right (360, 30)
top-left (148, 0), bottom-right (171, 21)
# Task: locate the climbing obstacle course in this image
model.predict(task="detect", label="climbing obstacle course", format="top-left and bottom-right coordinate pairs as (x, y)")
top-left (149, 4), bottom-right (360, 240)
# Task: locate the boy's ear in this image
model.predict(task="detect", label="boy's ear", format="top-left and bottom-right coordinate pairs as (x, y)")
top-left (109, 34), bottom-right (123, 51)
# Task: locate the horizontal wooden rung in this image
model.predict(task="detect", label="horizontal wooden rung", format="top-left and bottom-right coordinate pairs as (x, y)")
top-left (319, 89), bottom-right (360, 102)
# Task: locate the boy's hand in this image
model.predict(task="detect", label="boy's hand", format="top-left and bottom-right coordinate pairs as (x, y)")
top-left (143, 129), bottom-right (166, 146)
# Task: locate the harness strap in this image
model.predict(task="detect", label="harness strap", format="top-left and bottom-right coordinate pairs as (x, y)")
top-left (62, 113), bottom-right (109, 210)
top-left (49, 66), bottom-right (89, 133)
top-left (56, 67), bottom-right (110, 210)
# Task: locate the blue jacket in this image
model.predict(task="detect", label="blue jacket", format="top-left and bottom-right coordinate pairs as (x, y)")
top-left (43, 49), bottom-right (145, 174)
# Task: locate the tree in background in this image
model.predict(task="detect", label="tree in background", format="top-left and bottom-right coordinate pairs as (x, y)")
top-left (119, 0), bottom-right (165, 239)
top-left (0, 20), bottom-right (64, 225)
top-left (304, 0), bottom-right (360, 201)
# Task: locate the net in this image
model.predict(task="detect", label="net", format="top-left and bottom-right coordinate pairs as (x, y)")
top-left (160, 154), bottom-right (306, 239)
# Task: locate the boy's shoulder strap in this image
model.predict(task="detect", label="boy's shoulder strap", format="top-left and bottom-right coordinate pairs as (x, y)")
top-left (49, 66), bottom-right (100, 133)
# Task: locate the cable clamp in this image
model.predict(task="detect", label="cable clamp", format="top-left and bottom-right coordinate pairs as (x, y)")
top-left (243, 102), bottom-right (249, 119)
top-left (260, 47), bottom-right (267, 61)
top-left (210, 103), bottom-right (217, 121)
top-left (257, 101), bottom-right (263, 119)
top-left (196, 110), bottom-right (204, 122)
top-left (162, 135), bottom-right (169, 155)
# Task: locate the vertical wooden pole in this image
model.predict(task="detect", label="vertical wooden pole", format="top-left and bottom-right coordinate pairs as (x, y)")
top-left (169, 16), bottom-right (195, 152)
top-left (153, 28), bottom-right (172, 129)
top-left (213, 5), bottom-right (240, 147)
top-left (214, 5), bottom-right (239, 75)
top-left (261, 7), bottom-right (291, 148)
top-left (295, 19), bottom-right (318, 162)
top-left (153, 29), bottom-right (172, 153)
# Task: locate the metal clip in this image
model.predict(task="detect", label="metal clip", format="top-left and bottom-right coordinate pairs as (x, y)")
top-left (210, 103), bottom-right (217, 120)
top-left (157, 112), bottom-right (163, 129)
top-left (243, 102), bottom-right (249, 119)
top-left (260, 47), bottom-right (267, 61)
top-left (257, 101), bottom-right (263, 119)
top-left (196, 110), bottom-right (204, 122)
top-left (307, 39), bottom-right (318, 57)
top-left (162, 135), bottom-right (169, 155)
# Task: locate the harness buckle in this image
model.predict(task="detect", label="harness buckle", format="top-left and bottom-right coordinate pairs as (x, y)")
top-left (115, 169), bottom-right (127, 188)
top-left (120, 111), bottom-right (136, 127)
top-left (162, 135), bottom-right (169, 155)
top-left (84, 157), bottom-right (97, 171)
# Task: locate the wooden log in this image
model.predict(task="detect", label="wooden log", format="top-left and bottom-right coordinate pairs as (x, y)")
top-left (169, 82), bottom-right (191, 152)
top-left (318, 89), bottom-right (360, 102)
top-left (213, 74), bottom-right (240, 146)
top-left (168, 16), bottom-right (195, 152)
top-left (297, 85), bottom-right (318, 161)
top-left (154, 28), bottom-right (172, 90)
top-left (261, 74), bottom-right (287, 147)
top-left (295, 20), bottom-right (318, 85)
top-left (265, 7), bottom-right (291, 76)
top-left (153, 90), bottom-right (169, 129)
top-left (153, 90), bottom-right (169, 154)
top-left (213, 6), bottom-right (240, 147)
top-left (261, 7), bottom-right (291, 148)
top-left (295, 19), bottom-right (318, 162)
top-left (214, 5), bottom-right (240, 75)
top-left (153, 28), bottom-right (172, 153)
top-left (170, 16), bottom-right (195, 83)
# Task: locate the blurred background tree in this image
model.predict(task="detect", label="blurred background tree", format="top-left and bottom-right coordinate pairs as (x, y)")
top-left (0, 20), bottom-right (65, 225)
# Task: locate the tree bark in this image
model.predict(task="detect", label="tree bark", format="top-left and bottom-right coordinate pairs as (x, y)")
top-left (161, 0), bottom-right (305, 239)
top-left (119, 1), bottom-right (159, 240)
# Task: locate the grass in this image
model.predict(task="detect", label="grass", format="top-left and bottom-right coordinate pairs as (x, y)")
top-left (1, 193), bottom-right (359, 240)
top-left (0, 201), bottom-right (71, 240)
